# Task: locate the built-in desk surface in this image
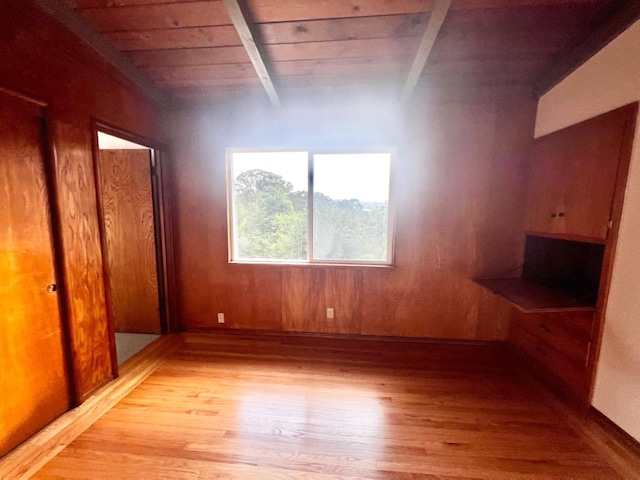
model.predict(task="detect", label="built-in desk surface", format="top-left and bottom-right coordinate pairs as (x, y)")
top-left (474, 277), bottom-right (596, 313)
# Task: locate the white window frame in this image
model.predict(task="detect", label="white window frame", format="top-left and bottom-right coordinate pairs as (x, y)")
top-left (226, 147), bottom-right (396, 266)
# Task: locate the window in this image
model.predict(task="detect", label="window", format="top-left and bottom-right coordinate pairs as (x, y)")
top-left (227, 149), bottom-right (394, 265)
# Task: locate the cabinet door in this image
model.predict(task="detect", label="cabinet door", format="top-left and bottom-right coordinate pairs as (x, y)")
top-left (526, 108), bottom-right (629, 240)
top-left (558, 110), bottom-right (626, 239)
top-left (0, 93), bottom-right (71, 456)
top-left (525, 136), bottom-right (565, 235)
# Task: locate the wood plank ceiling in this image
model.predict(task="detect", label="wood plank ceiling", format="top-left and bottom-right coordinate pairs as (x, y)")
top-left (63, 0), bottom-right (623, 102)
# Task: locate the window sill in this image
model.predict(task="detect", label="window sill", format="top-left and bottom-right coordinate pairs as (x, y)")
top-left (228, 260), bottom-right (395, 269)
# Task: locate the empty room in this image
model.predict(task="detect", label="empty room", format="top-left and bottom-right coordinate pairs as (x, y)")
top-left (1, 0), bottom-right (640, 478)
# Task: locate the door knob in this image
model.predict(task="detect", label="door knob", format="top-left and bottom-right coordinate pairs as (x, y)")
top-left (46, 284), bottom-right (57, 293)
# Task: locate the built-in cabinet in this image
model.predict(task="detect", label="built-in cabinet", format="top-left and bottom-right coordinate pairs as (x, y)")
top-left (525, 107), bottom-right (629, 241)
top-left (477, 103), bottom-right (638, 402)
top-left (510, 309), bottom-right (594, 398)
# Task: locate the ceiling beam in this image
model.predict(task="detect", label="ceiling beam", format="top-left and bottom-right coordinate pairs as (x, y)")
top-left (534, 0), bottom-right (640, 98)
top-left (222, 0), bottom-right (281, 107)
top-left (401, 0), bottom-right (452, 102)
top-left (34, 0), bottom-right (171, 107)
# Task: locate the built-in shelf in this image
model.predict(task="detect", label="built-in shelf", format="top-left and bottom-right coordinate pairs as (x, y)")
top-left (474, 277), bottom-right (596, 313)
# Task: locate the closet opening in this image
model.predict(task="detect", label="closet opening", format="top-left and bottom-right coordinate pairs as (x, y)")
top-left (92, 124), bottom-right (172, 372)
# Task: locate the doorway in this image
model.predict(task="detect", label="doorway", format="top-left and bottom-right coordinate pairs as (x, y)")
top-left (94, 128), bottom-right (169, 367)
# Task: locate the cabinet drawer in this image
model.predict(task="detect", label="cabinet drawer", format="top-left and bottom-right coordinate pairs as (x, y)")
top-left (511, 325), bottom-right (589, 397)
top-left (511, 310), bottom-right (593, 367)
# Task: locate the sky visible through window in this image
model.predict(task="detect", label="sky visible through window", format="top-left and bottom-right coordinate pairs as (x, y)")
top-left (314, 153), bottom-right (390, 203)
top-left (231, 151), bottom-right (391, 202)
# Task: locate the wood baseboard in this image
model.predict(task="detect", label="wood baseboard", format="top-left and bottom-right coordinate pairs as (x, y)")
top-left (0, 334), bottom-right (183, 479)
top-left (182, 326), bottom-right (505, 347)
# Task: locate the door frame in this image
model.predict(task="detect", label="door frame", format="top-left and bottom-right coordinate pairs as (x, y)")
top-left (90, 119), bottom-right (176, 378)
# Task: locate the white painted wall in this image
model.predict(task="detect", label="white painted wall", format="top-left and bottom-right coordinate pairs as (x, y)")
top-left (536, 20), bottom-right (640, 442)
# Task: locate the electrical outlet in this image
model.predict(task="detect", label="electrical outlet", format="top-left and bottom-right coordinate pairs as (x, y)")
top-left (326, 308), bottom-right (334, 319)
top-left (217, 313), bottom-right (225, 324)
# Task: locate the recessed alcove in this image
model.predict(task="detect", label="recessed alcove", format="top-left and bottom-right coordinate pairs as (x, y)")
top-left (475, 235), bottom-right (605, 313)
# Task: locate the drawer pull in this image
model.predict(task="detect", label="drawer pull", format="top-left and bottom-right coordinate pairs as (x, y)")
top-left (539, 323), bottom-right (551, 334)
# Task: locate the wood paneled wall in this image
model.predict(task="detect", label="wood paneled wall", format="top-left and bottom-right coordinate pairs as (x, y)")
top-left (170, 91), bottom-right (537, 340)
top-left (0, 1), bottom-right (166, 401)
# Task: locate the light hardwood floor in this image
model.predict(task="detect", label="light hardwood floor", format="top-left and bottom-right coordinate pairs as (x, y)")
top-left (27, 333), bottom-right (640, 478)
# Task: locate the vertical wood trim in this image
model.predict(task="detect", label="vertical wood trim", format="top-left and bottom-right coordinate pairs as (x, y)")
top-left (401, 0), bottom-right (452, 102)
top-left (160, 150), bottom-right (178, 333)
top-left (90, 119), bottom-right (119, 380)
top-left (222, 0), bottom-right (281, 107)
top-left (151, 151), bottom-right (169, 334)
top-left (587, 102), bottom-right (639, 402)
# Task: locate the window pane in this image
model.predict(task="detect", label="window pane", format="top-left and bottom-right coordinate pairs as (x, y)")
top-left (313, 153), bottom-right (391, 262)
top-left (230, 151), bottom-right (308, 261)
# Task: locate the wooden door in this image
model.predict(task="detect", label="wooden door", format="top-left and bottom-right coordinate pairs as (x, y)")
top-left (525, 136), bottom-right (565, 235)
top-left (99, 149), bottom-right (161, 334)
top-left (0, 93), bottom-right (70, 456)
top-left (558, 110), bottom-right (626, 240)
top-left (526, 107), bottom-right (629, 241)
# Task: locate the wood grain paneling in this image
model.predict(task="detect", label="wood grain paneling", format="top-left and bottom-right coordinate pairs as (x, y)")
top-left (259, 14), bottom-right (426, 44)
top-left (526, 105), bottom-right (630, 240)
top-left (170, 92), bottom-right (536, 340)
top-left (66, 0), bottom-right (613, 10)
top-left (281, 269), bottom-right (326, 333)
top-left (0, 92), bottom-right (70, 457)
top-left (0, 2), bottom-right (167, 404)
top-left (267, 37), bottom-right (417, 63)
top-left (128, 37), bottom-right (415, 68)
top-left (75, 1), bottom-right (232, 32)
top-left (51, 120), bottom-right (114, 401)
top-left (129, 46), bottom-right (249, 68)
top-left (64, 0), bottom-right (617, 99)
top-left (68, 0), bottom-right (204, 7)
top-left (108, 26), bottom-right (242, 51)
top-left (249, 0), bottom-right (431, 23)
top-left (282, 269), bottom-right (363, 334)
top-left (146, 57), bottom-right (407, 84)
top-left (99, 149), bottom-right (161, 334)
